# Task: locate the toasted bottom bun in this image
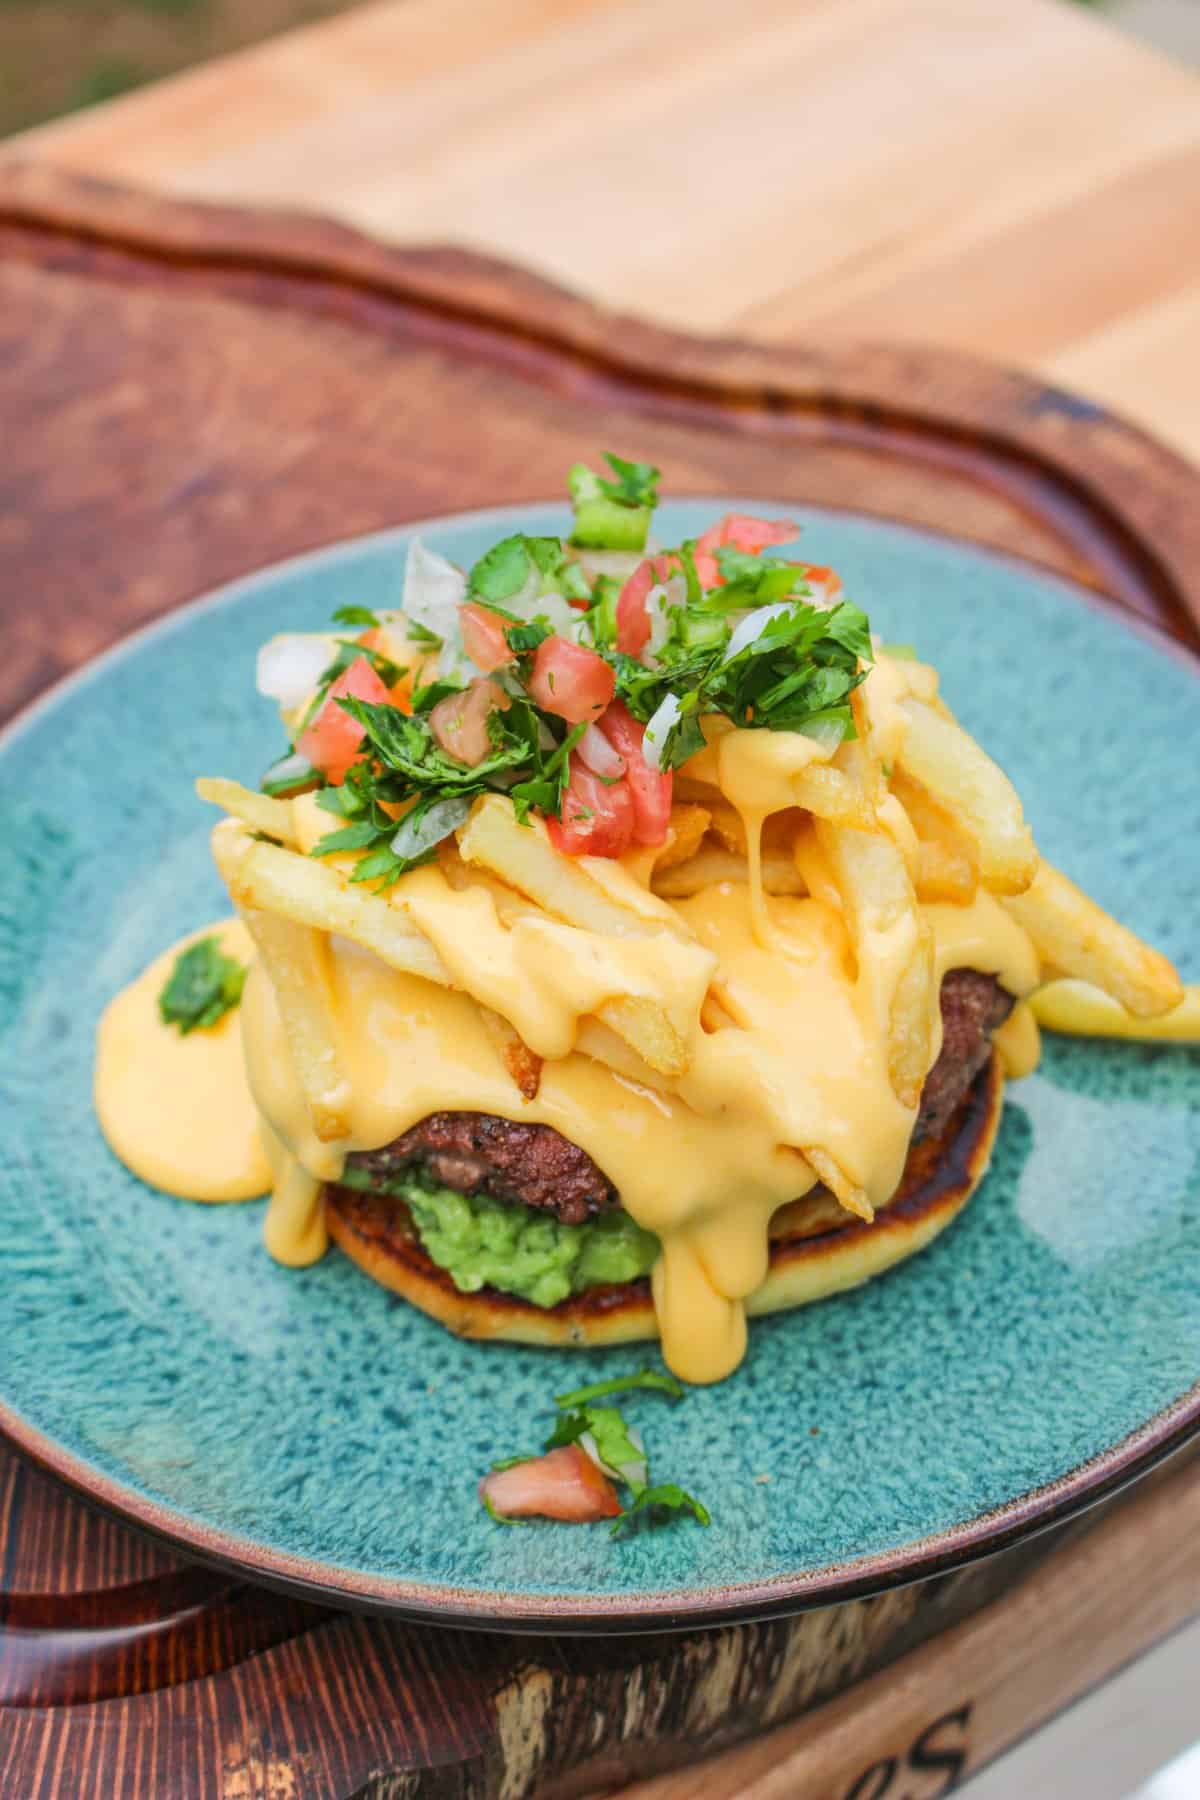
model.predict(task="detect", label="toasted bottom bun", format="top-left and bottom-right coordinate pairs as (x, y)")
top-left (325, 1056), bottom-right (1004, 1350)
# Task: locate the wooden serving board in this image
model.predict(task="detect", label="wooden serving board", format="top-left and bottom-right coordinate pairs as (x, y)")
top-left (1, 161), bottom-right (1198, 1798)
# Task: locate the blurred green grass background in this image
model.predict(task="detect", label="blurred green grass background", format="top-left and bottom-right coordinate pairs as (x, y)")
top-left (0, 0), bottom-right (363, 135)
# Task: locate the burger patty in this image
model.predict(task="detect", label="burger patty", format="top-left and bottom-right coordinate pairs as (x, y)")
top-left (343, 970), bottom-right (1012, 1224)
top-left (346, 1111), bottom-right (616, 1226)
top-left (915, 970), bottom-right (1013, 1141)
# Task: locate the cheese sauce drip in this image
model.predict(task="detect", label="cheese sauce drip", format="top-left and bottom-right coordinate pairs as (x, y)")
top-left (94, 920), bottom-right (270, 1203)
top-left (235, 878), bottom-right (1037, 1385)
top-left (96, 683), bottom-right (1044, 1384)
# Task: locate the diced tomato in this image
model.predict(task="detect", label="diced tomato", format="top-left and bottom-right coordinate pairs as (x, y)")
top-left (298, 655), bottom-right (394, 786)
top-left (548, 756), bottom-right (635, 857)
top-left (599, 700), bottom-right (673, 847)
top-left (693, 550), bottom-right (721, 589)
top-left (616, 560), bottom-right (654, 656)
top-left (460, 602), bottom-right (515, 673)
top-left (429, 678), bottom-right (509, 766)
top-left (529, 636), bottom-right (615, 724)
top-left (696, 512), bottom-right (798, 566)
top-left (358, 628), bottom-right (414, 711)
top-left (480, 1444), bottom-right (621, 1523)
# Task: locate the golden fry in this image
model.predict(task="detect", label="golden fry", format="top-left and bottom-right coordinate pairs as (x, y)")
top-left (238, 905), bottom-right (351, 1143)
top-left (477, 1005), bottom-right (543, 1100)
top-left (653, 845), bottom-right (807, 900)
top-left (459, 794), bottom-right (694, 941)
top-left (196, 777), bottom-right (298, 847)
top-left (802, 1143), bottom-right (873, 1224)
top-left (1006, 864), bottom-right (1182, 1018)
top-left (897, 699), bottom-right (1037, 895)
top-left (1030, 979), bottom-right (1199, 1042)
top-left (655, 803), bottom-right (712, 873)
top-left (816, 819), bottom-right (935, 1110)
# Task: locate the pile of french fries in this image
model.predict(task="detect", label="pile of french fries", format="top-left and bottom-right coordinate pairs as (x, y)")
top-left (198, 650), bottom-right (1189, 1216)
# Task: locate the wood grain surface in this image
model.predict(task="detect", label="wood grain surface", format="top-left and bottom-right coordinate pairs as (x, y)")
top-left (16, 0), bottom-right (1200, 463)
top-left (0, 165), bottom-right (1198, 1796)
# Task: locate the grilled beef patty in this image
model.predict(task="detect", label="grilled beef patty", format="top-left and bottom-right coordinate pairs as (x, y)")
top-left (346, 1111), bottom-right (616, 1226)
top-left (916, 970), bottom-right (1013, 1141)
top-left (342, 970), bottom-right (1012, 1224)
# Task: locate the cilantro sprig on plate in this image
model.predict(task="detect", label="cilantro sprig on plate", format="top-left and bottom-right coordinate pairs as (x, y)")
top-left (158, 937), bottom-right (247, 1035)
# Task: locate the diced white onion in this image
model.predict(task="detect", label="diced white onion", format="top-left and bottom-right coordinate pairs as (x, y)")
top-left (646, 574), bottom-right (687, 657)
top-left (578, 723), bottom-right (626, 779)
top-left (255, 634), bottom-right (337, 709)
top-left (390, 794), bottom-right (473, 861)
top-left (801, 715), bottom-right (847, 758)
top-left (261, 749), bottom-right (315, 790)
top-left (402, 537), bottom-right (467, 638)
top-left (518, 591), bottom-right (579, 639)
top-left (579, 1428), bottom-right (647, 1492)
top-left (573, 549), bottom-right (643, 584)
top-left (723, 602), bottom-right (794, 663)
top-left (642, 693), bottom-right (682, 772)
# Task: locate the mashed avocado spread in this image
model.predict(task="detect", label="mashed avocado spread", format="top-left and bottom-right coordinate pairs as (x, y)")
top-left (338, 1169), bottom-right (659, 1308)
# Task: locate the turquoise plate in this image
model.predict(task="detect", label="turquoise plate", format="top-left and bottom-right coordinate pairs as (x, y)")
top-left (1, 503), bottom-right (1198, 1631)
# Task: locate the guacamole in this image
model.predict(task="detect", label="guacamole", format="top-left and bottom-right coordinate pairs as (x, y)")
top-left (338, 1168), bottom-right (659, 1308)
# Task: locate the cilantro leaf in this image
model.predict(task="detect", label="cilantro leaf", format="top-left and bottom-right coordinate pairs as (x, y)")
top-left (331, 604), bottom-right (380, 628)
top-left (555, 1369), bottom-right (684, 1407)
top-left (599, 453), bottom-right (661, 509)
top-left (612, 1483), bottom-right (711, 1536)
top-left (468, 536), bottom-right (535, 604)
top-left (505, 618), bottom-right (552, 655)
top-left (158, 937), bottom-right (247, 1035)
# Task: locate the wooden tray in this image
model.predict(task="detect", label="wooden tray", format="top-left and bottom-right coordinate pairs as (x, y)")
top-left (1, 160), bottom-right (1198, 1797)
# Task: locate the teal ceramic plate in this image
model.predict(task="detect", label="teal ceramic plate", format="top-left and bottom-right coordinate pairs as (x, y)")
top-left (1, 503), bottom-right (1198, 1631)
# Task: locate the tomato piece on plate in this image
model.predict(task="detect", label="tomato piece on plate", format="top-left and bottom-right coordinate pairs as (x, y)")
top-left (599, 700), bottom-right (673, 846)
top-left (616, 560), bottom-right (655, 656)
top-left (480, 1444), bottom-right (622, 1522)
top-left (460, 602), bottom-right (515, 673)
top-left (547, 755), bottom-right (635, 857)
top-left (298, 655), bottom-right (393, 785)
top-left (529, 636), bottom-right (616, 723)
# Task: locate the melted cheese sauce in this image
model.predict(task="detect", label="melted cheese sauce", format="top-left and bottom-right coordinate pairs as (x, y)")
top-left (94, 920), bottom-right (270, 1202)
top-left (95, 686), bottom-right (1043, 1384)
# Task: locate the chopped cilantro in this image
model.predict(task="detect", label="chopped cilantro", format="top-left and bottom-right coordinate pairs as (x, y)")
top-left (331, 605), bottom-right (380, 628)
top-left (555, 1368), bottom-right (684, 1407)
top-left (158, 937), bottom-right (247, 1035)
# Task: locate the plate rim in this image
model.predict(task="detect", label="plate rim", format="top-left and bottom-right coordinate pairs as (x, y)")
top-left (3, 499), bottom-right (1198, 1632)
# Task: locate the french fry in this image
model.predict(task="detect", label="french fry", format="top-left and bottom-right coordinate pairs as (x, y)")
top-left (653, 845), bottom-right (807, 900)
top-left (458, 794), bottom-right (694, 942)
top-left (477, 1005), bottom-right (543, 1099)
top-left (890, 769), bottom-right (979, 906)
top-left (237, 904), bottom-right (352, 1143)
top-left (897, 699), bottom-right (1037, 895)
top-left (816, 819), bottom-right (935, 1110)
top-left (213, 820), bottom-right (698, 1082)
top-left (196, 777), bottom-right (299, 847)
top-left (1006, 863), bottom-right (1183, 1018)
top-left (655, 803), bottom-right (712, 872)
top-left (210, 819), bottom-right (451, 988)
top-left (791, 762), bottom-right (876, 828)
top-left (802, 1143), bottom-right (872, 1224)
top-left (1030, 978), bottom-right (1200, 1042)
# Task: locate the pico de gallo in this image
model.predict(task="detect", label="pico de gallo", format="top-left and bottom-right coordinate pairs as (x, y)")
top-left (253, 454), bottom-right (873, 887)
